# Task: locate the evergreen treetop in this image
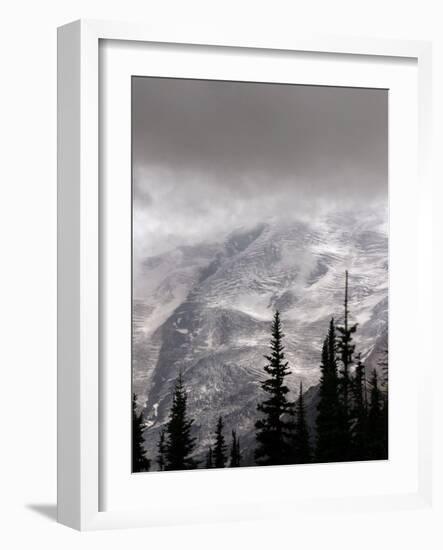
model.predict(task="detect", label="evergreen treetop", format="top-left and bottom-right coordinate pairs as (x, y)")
top-left (213, 416), bottom-right (227, 468)
top-left (255, 310), bottom-right (295, 466)
top-left (164, 372), bottom-right (198, 470)
top-left (337, 271), bottom-right (358, 414)
top-left (132, 393), bottom-right (151, 473)
top-left (316, 318), bottom-right (341, 462)
top-left (336, 271), bottom-right (358, 459)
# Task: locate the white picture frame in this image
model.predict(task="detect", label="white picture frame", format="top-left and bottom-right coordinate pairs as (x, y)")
top-left (57, 19), bottom-right (433, 531)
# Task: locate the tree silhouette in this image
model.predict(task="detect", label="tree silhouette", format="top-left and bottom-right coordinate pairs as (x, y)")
top-left (293, 381), bottom-right (311, 463)
top-left (164, 373), bottom-right (198, 470)
top-left (350, 354), bottom-right (368, 460)
top-left (336, 271), bottom-right (357, 459)
top-left (213, 416), bottom-right (227, 468)
top-left (230, 430), bottom-right (241, 467)
top-left (156, 428), bottom-right (166, 471)
top-left (367, 369), bottom-right (387, 459)
top-left (255, 310), bottom-right (295, 465)
top-left (132, 393), bottom-right (151, 472)
top-left (316, 318), bottom-right (341, 462)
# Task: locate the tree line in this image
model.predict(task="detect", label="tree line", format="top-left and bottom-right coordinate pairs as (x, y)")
top-left (133, 271), bottom-right (388, 472)
top-left (132, 373), bottom-right (242, 471)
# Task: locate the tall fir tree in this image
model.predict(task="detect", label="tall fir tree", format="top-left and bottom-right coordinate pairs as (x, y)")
top-left (316, 318), bottom-right (341, 462)
top-left (205, 446), bottom-right (214, 468)
top-left (336, 271), bottom-right (357, 459)
top-left (156, 428), bottom-right (166, 471)
top-left (350, 353), bottom-right (368, 460)
top-left (367, 369), bottom-right (387, 460)
top-left (230, 430), bottom-right (241, 467)
top-left (213, 416), bottom-right (227, 468)
top-left (255, 310), bottom-right (295, 466)
top-left (132, 393), bottom-right (151, 472)
top-left (164, 373), bottom-right (198, 470)
top-left (293, 381), bottom-right (311, 463)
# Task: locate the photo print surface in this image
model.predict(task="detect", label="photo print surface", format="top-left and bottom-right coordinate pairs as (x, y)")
top-left (131, 77), bottom-right (388, 473)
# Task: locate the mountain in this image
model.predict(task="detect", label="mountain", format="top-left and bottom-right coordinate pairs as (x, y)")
top-left (133, 206), bottom-right (388, 467)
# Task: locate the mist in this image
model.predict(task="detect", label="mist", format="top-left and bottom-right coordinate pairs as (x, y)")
top-left (132, 77), bottom-right (388, 261)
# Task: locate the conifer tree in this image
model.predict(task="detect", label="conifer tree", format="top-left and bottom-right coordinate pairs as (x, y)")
top-left (164, 373), bottom-right (198, 470)
top-left (230, 430), bottom-right (241, 467)
top-left (205, 446), bottom-right (214, 468)
top-left (367, 370), bottom-right (386, 459)
top-left (336, 271), bottom-right (357, 459)
top-left (255, 310), bottom-right (295, 465)
top-left (213, 416), bottom-right (227, 468)
top-left (316, 318), bottom-right (341, 462)
top-left (156, 428), bottom-right (166, 471)
top-left (293, 381), bottom-right (311, 463)
top-left (350, 354), bottom-right (368, 460)
top-left (132, 393), bottom-right (151, 472)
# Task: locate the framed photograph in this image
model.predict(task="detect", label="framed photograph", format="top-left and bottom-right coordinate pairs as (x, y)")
top-left (57, 20), bottom-right (433, 530)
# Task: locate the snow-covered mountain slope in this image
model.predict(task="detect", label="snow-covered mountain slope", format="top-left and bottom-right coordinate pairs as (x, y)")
top-left (133, 206), bottom-right (388, 466)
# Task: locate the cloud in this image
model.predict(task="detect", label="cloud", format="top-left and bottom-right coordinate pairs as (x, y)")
top-left (132, 77), bottom-right (388, 258)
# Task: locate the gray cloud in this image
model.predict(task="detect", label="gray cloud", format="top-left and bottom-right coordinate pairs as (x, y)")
top-left (132, 77), bottom-right (387, 258)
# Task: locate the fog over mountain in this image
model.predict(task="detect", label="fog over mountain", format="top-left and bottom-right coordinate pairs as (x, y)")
top-left (132, 78), bottom-right (387, 262)
top-left (131, 77), bottom-right (388, 467)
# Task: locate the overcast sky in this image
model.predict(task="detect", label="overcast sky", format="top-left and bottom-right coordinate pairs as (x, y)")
top-left (132, 77), bottom-right (387, 260)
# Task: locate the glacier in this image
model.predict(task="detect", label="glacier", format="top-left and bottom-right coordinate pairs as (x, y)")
top-left (132, 205), bottom-right (388, 467)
